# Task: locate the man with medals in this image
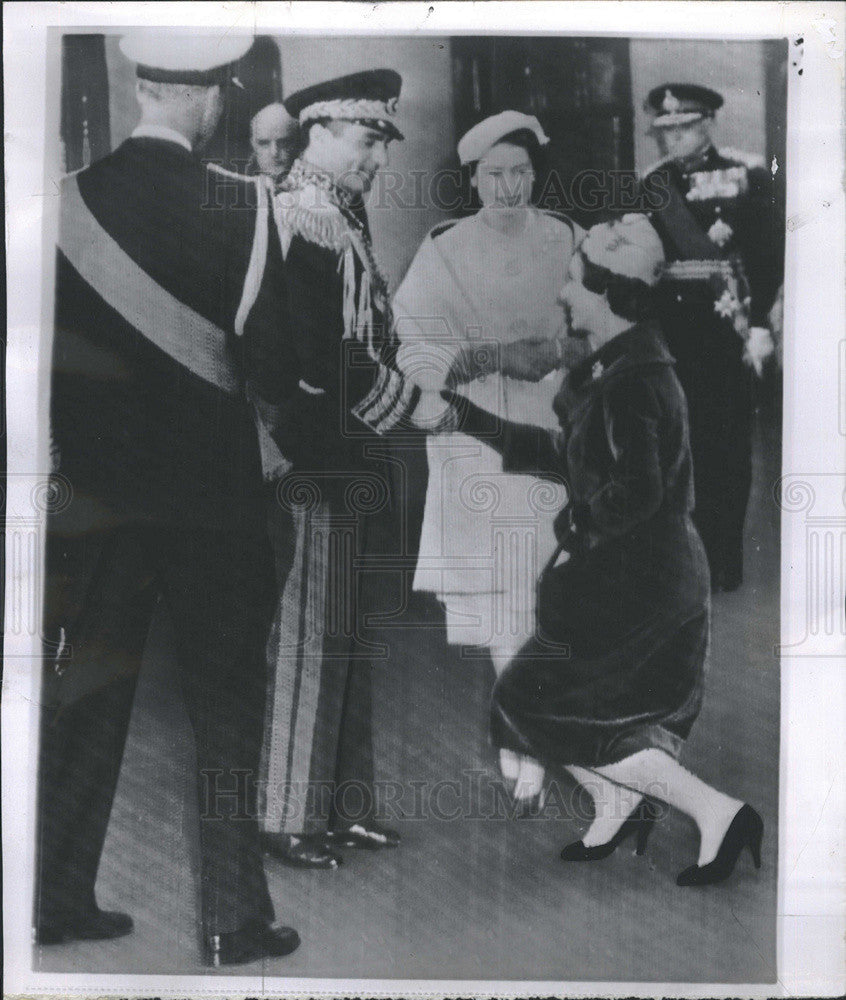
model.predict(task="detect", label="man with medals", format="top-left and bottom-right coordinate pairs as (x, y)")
top-left (252, 70), bottom-right (414, 866)
top-left (642, 83), bottom-right (783, 591)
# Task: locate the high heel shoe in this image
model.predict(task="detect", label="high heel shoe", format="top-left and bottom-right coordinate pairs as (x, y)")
top-left (560, 799), bottom-right (660, 861)
top-left (676, 804), bottom-right (763, 887)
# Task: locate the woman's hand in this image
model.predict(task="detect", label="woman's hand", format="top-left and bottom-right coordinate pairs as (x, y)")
top-left (500, 337), bottom-right (560, 381)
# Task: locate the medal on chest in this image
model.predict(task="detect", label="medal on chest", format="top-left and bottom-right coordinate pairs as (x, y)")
top-left (686, 165), bottom-right (749, 202)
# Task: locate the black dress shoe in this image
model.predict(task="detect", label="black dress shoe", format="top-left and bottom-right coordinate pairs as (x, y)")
top-left (35, 907), bottom-right (134, 945)
top-left (560, 799), bottom-right (660, 861)
top-left (261, 832), bottom-right (342, 869)
top-left (323, 821), bottom-right (401, 850)
top-left (676, 804), bottom-right (763, 886)
top-left (204, 918), bottom-right (300, 967)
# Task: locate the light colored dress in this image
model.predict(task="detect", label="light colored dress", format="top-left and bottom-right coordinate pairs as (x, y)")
top-left (394, 207), bottom-right (582, 652)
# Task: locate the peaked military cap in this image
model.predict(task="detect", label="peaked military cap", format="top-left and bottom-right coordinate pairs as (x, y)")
top-left (646, 83), bottom-right (724, 128)
top-left (119, 32), bottom-right (254, 86)
top-left (284, 69), bottom-right (404, 140)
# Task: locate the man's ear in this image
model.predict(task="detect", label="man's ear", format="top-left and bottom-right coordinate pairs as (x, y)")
top-left (307, 121), bottom-right (328, 148)
top-left (199, 84), bottom-right (223, 133)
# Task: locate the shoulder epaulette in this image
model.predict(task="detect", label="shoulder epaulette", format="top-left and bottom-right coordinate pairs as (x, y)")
top-left (428, 219), bottom-right (459, 240)
top-left (718, 147), bottom-right (766, 170)
top-left (275, 182), bottom-right (351, 253)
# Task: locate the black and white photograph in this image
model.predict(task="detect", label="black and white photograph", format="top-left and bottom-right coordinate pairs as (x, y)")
top-left (2, 2), bottom-right (844, 996)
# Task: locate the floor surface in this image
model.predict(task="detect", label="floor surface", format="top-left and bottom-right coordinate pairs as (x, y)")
top-left (34, 411), bottom-right (781, 983)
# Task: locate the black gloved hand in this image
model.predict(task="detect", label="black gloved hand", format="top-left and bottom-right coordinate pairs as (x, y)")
top-left (439, 390), bottom-right (504, 450)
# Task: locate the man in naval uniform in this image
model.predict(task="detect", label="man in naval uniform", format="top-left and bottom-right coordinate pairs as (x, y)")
top-left (250, 70), bottom-right (415, 863)
top-left (641, 84), bottom-right (783, 591)
top-left (35, 35), bottom-right (300, 966)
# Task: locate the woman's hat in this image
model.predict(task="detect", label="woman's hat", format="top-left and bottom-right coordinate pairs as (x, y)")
top-left (457, 110), bottom-right (550, 165)
top-left (581, 215), bottom-right (665, 287)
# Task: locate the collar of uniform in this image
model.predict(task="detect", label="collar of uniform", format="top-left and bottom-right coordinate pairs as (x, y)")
top-left (282, 158), bottom-right (354, 209)
top-left (130, 124), bottom-right (193, 153)
top-left (679, 144), bottom-right (718, 176)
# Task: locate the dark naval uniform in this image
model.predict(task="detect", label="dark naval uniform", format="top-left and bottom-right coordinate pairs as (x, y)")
top-left (643, 90), bottom-right (783, 589)
top-left (250, 157), bottom-right (415, 840)
top-left (37, 134), bottom-right (287, 940)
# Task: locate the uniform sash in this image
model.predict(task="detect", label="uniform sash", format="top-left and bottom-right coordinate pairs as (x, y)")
top-left (58, 175), bottom-right (242, 395)
top-left (657, 168), bottom-right (727, 261)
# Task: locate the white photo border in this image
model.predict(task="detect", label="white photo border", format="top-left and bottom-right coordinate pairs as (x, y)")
top-left (3, 2), bottom-right (845, 997)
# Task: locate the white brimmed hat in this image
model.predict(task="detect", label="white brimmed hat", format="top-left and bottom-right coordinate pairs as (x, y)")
top-left (457, 110), bottom-right (550, 165)
top-left (119, 32), bottom-right (253, 86)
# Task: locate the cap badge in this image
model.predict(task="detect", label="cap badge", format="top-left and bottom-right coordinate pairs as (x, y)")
top-left (662, 90), bottom-right (681, 113)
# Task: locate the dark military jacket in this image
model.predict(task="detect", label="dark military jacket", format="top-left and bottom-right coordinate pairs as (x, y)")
top-left (246, 164), bottom-right (413, 483)
top-left (644, 145), bottom-right (783, 327)
top-left (52, 136), bottom-right (286, 529)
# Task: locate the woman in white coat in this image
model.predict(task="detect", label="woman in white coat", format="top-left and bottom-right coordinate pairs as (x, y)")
top-left (394, 111), bottom-right (583, 804)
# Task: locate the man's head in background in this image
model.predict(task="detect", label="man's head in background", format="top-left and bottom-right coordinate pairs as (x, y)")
top-left (250, 102), bottom-right (300, 179)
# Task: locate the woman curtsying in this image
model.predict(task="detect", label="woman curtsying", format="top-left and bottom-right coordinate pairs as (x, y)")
top-left (442, 215), bottom-right (764, 886)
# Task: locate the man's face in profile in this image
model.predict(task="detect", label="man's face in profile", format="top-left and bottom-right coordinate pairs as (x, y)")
top-left (250, 103), bottom-right (298, 180)
top-left (312, 121), bottom-right (392, 196)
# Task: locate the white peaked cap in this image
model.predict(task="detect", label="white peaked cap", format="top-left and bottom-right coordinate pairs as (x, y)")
top-left (119, 32), bottom-right (253, 84)
top-left (581, 215), bottom-right (665, 286)
top-left (457, 110), bottom-right (550, 165)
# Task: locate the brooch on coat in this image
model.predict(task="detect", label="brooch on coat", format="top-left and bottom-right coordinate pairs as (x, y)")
top-left (592, 360), bottom-right (605, 380)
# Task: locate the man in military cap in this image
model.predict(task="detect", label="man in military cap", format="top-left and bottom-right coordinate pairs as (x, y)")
top-left (251, 69), bottom-right (414, 864)
top-left (642, 83), bottom-right (783, 590)
top-left (35, 32), bottom-right (300, 965)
